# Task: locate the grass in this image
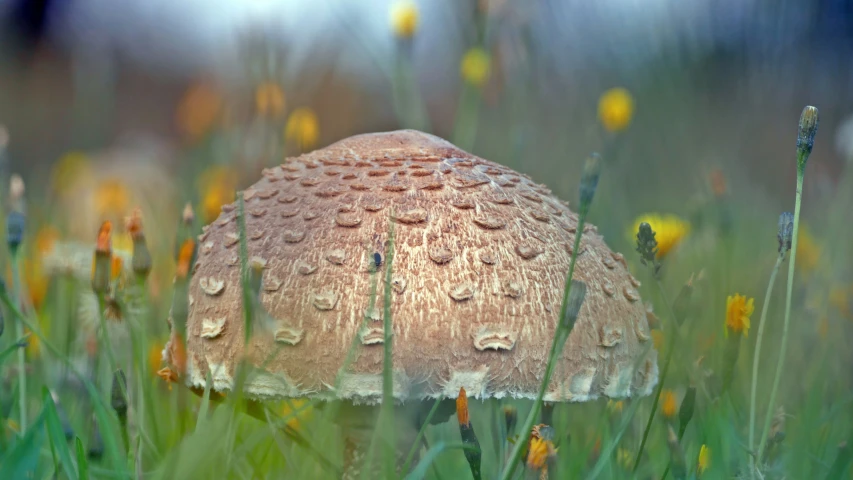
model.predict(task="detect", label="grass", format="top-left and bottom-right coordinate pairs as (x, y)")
top-left (1, 19), bottom-right (852, 480)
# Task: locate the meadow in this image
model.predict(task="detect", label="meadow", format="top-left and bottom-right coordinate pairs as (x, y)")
top-left (1, 1), bottom-right (852, 479)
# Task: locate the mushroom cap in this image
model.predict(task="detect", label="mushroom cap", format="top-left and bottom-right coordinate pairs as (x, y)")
top-left (179, 130), bottom-right (658, 404)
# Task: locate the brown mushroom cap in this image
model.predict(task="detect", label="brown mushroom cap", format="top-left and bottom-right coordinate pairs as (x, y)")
top-left (178, 130), bottom-right (658, 404)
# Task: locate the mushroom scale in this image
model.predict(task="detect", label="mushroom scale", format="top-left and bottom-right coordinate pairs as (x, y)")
top-left (177, 130), bottom-right (658, 404)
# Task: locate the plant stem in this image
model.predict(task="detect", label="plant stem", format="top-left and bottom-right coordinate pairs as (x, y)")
top-left (757, 168), bottom-right (804, 464)
top-left (500, 212), bottom-right (587, 480)
top-left (11, 255), bottom-right (26, 432)
top-left (748, 252), bottom-right (785, 478)
top-left (631, 276), bottom-right (681, 473)
top-left (633, 323), bottom-right (676, 472)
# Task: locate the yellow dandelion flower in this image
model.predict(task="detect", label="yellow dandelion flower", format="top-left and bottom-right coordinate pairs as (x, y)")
top-left (389, 0), bottom-right (419, 39)
top-left (697, 444), bottom-right (710, 475)
top-left (598, 87), bottom-right (634, 132)
top-left (285, 108), bottom-right (320, 152)
top-left (795, 226), bottom-right (821, 275)
top-left (629, 213), bottom-right (691, 259)
top-left (197, 166), bottom-right (237, 224)
top-left (281, 399), bottom-right (313, 431)
top-left (460, 47), bottom-right (491, 88)
top-left (95, 178), bottom-right (131, 218)
top-left (254, 82), bottom-right (286, 118)
top-left (660, 389), bottom-right (677, 418)
top-left (725, 293), bottom-right (754, 337)
top-left (176, 81), bottom-right (223, 141)
top-left (526, 437), bottom-right (553, 470)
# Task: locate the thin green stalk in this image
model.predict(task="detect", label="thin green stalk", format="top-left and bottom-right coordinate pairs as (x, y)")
top-left (633, 321), bottom-right (676, 472)
top-left (10, 255), bottom-right (26, 432)
top-left (499, 213), bottom-right (587, 480)
top-left (401, 397), bottom-right (443, 474)
top-left (758, 169), bottom-right (805, 463)
top-left (748, 252), bottom-right (785, 477)
top-left (632, 277), bottom-right (682, 472)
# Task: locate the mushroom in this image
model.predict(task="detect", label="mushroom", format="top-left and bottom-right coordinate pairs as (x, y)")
top-left (171, 130), bottom-right (658, 475)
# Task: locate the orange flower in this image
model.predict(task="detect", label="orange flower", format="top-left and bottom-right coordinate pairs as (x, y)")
top-left (156, 367), bottom-right (178, 390)
top-left (198, 166), bottom-right (237, 224)
top-left (96, 221), bottom-right (112, 254)
top-left (126, 208), bottom-right (143, 239)
top-left (148, 341), bottom-right (164, 373)
top-left (660, 389), bottom-right (677, 418)
top-left (111, 256), bottom-right (123, 281)
top-left (176, 82), bottom-right (223, 141)
top-left (456, 387), bottom-right (470, 426)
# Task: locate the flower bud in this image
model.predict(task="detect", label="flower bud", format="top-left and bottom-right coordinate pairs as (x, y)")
top-left (797, 105), bottom-right (819, 161)
top-left (110, 369), bottom-right (128, 421)
top-left (579, 153), bottom-right (602, 213)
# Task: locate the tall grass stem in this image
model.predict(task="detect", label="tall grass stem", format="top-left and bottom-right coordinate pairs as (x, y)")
top-left (11, 256), bottom-right (26, 432)
top-left (757, 168), bottom-right (804, 464)
top-left (748, 252), bottom-right (785, 477)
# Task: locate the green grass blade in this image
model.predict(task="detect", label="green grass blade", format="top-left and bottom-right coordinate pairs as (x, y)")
top-left (44, 388), bottom-right (79, 480)
top-left (404, 442), bottom-right (479, 480)
top-left (401, 397), bottom-right (443, 475)
top-left (76, 437), bottom-right (90, 480)
top-left (0, 404), bottom-right (46, 479)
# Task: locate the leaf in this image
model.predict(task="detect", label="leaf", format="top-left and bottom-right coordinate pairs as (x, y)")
top-left (43, 388), bottom-right (78, 480)
top-left (404, 441), bottom-right (478, 480)
top-left (75, 437), bottom-right (90, 480)
top-left (0, 406), bottom-right (46, 479)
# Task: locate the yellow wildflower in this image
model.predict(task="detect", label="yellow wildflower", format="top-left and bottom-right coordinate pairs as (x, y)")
top-left (176, 81), bottom-right (223, 141)
top-left (389, 0), bottom-right (419, 39)
top-left (725, 293), bottom-right (754, 337)
top-left (526, 437), bottom-right (554, 470)
top-left (630, 213), bottom-right (690, 259)
top-left (660, 389), bottom-right (677, 418)
top-left (254, 82), bottom-right (286, 118)
top-left (598, 87), bottom-right (634, 132)
top-left (697, 444), bottom-right (710, 475)
top-left (95, 178), bottom-right (131, 218)
top-left (281, 399), bottom-right (313, 431)
top-left (285, 108), bottom-right (320, 152)
top-left (460, 47), bottom-right (491, 88)
top-left (198, 166), bottom-right (237, 224)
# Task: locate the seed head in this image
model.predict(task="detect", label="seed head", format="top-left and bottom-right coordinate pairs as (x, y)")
top-left (777, 212), bottom-right (794, 253)
top-left (797, 105), bottom-right (819, 161)
top-left (579, 153), bottom-right (602, 212)
top-left (636, 222), bottom-right (659, 271)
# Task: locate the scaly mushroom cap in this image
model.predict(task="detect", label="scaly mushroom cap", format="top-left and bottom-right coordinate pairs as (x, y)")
top-left (179, 130), bottom-right (658, 404)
